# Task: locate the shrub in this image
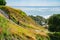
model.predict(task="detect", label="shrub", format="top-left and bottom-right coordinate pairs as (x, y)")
top-left (49, 32), bottom-right (60, 40)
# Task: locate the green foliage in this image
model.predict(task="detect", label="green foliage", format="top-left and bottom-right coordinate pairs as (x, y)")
top-left (0, 6), bottom-right (50, 40)
top-left (49, 32), bottom-right (60, 40)
top-left (0, 16), bottom-right (21, 40)
top-left (19, 11), bottom-right (26, 16)
top-left (36, 34), bottom-right (42, 40)
top-left (0, 16), bottom-right (12, 40)
top-left (48, 14), bottom-right (60, 32)
top-left (0, 0), bottom-right (6, 5)
top-left (29, 15), bottom-right (46, 26)
top-left (36, 34), bottom-right (50, 40)
top-left (10, 15), bottom-right (18, 24)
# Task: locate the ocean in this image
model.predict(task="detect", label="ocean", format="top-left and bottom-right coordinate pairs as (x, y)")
top-left (12, 6), bottom-right (60, 18)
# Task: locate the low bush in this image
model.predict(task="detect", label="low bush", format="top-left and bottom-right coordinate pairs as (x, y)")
top-left (49, 32), bottom-right (60, 40)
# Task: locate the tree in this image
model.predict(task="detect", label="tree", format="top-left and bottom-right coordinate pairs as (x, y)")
top-left (48, 14), bottom-right (60, 32)
top-left (29, 15), bottom-right (46, 26)
top-left (0, 0), bottom-right (6, 5)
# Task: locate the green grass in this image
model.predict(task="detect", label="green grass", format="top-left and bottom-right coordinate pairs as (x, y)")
top-left (0, 6), bottom-right (50, 40)
top-left (0, 16), bottom-right (22, 40)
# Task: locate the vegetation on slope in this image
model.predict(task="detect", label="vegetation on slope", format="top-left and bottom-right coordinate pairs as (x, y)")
top-left (0, 6), bottom-right (50, 40)
top-left (0, 13), bottom-right (36, 40)
top-left (0, 6), bottom-right (47, 31)
top-left (49, 32), bottom-right (60, 40)
top-left (29, 15), bottom-right (46, 26)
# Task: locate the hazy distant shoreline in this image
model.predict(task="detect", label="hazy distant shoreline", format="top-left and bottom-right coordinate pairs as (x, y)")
top-left (12, 6), bottom-right (60, 8)
top-left (12, 6), bottom-right (60, 18)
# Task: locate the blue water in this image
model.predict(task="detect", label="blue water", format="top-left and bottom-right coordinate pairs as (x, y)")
top-left (12, 6), bottom-right (60, 18)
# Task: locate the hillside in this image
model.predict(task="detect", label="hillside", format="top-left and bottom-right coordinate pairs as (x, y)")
top-left (0, 6), bottom-right (50, 40)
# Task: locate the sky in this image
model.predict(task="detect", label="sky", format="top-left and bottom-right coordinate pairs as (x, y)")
top-left (6, 0), bottom-right (60, 6)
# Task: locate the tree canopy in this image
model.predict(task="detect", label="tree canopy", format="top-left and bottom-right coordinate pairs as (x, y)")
top-left (0, 0), bottom-right (6, 5)
top-left (48, 14), bottom-right (60, 32)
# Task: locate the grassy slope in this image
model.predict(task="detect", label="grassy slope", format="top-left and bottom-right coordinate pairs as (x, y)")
top-left (0, 6), bottom-right (47, 31)
top-left (0, 13), bottom-right (36, 40)
top-left (0, 6), bottom-right (50, 40)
